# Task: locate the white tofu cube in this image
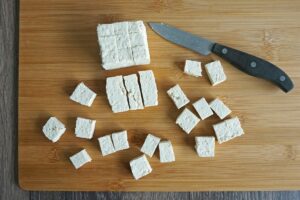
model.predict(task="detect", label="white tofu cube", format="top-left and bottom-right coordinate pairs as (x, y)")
top-left (138, 70), bottom-right (158, 107)
top-left (123, 74), bottom-right (144, 110)
top-left (70, 82), bottom-right (97, 107)
top-left (140, 134), bottom-right (161, 157)
top-left (106, 75), bottom-right (130, 113)
top-left (98, 135), bottom-right (116, 156)
top-left (159, 141), bottom-right (175, 163)
top-left (195, 136), bottom-right (215, 157)
top-left (42, 117), bottom-right (66, 142)
top-left (193, 97), bottom-right (214, 120)
top-left (75, 117), bottom-right (96, 139)
top-left (204, 60), bottom-right (227, 86)
top-left (184, 60), bottom-right (202, 77)
top-left (176, 108), bottom-right (200, 134)
top-left (69, 149), bottom-right (92, 169)
top-left (129, 154), bottom-right (152, 180)
top-left (209, 98), bottom-right (231, 120)
top-left (112, 130), bottom-right (129, 151)
top-left (167, 84), bottom-right (190, 109)
top-left (213, 117), bottom-right (244, 144)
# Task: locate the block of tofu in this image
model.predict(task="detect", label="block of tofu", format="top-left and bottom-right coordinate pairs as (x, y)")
top-left (69, 149), bottom-right (92, 169)
top-left (97, 21), bottom-right (150, 70)
top-left (129, 154), bottom-right (152, 180)
top-left (209, 98), bottom-right (231, 119)
top-left (204, 60), bottom-right (227, 86)
top-left (140, 134), bottom-right (161, 157)
top-left (138, 70), bottom-right (158, 107)
top-left (193, 97), bottom-right (214, 120)
top-left (42, 117), bottom-right (66, 142)
top-left (195, 136), bottom-right (215, 157)
top-left (106, 75), bottom-right (130, 113)
top-left (159, 141), bottom-right (175, 163)
top-left (70, 82), bottom-right (97, 107)
top-left (184, 60), bottom-right (202, 77)
top-left (176, 108), bottom-right (200, 134)
top-left (167, 84), bottom-right (190, 109)
top-left (213, 117), bottom-right (244, 144)
top-left (98, 135), bottom-right (116, 156)
top-left (123, 74), bottom-right (144, 110)
top-left (75, 117), bottom-right (96, 139)
top-left (112, 130), bottom-right (130, 151)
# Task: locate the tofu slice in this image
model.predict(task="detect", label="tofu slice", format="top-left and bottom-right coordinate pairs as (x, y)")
top-left (70, 82), bottom-right (97, 107)
top-left (106, 75), bottom-right (130, 113)
top-left (123, 74), bottom-right (144, 110)
top-left (213, 117), bottom-right (244, 144)
top-left (195, 136), bottom-right (215, 157)
top-left (75, 117), bottom-right (96, 139)
top-left (167, 84), bottom-right (190, 109)
top-left (130, 154), bottom-right (152, 180)
top-left (69, 149), bottom-right (92, 169)
top-left (209, 98), bottom-right (231, 119)
top-left (184, 60), bottom-right (202, 77)
top-left (98, 135), bottom-right (116, 156)
top-left (140, 134), bottom-right (161, 157)
top-left (176, 108), bottom-right (200, 134)
top-left (204, 60), bottom-right (227, 86)
top-left (42, 117), bottom-right (66, 142)
top-left (112, 130), bottom-right (130, 151)
top-left (138, 70), bottom-right (158, 107)
top-left (159, 141), bottom-right (175, 163)
top-left (193, 97), bottom-right (214, 120)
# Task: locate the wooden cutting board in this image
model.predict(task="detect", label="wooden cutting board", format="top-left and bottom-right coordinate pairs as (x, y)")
top-left (19, 0), bottom-right (300, 191)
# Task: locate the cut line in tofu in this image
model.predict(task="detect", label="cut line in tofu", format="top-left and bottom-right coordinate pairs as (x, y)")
top-left (195, 136), bottom-right (215, 157)
top-left (70, 82), bottom-right (97, 107)
top-left (193, 97), bottom-right (214, 120)
top-left (123, 74), bottom-right (144, 110)
top-left (209, 98), bottom-right (231, 119)
top-left (167, 84), bottom-right (190, 109)
top-left (138, 70), bottom-right (158, 107)
top-left (69, 149), bottom-right (92, 169)
top-left (204, 60), bottom-right (227, 86)
top-left (176, 108), bottom-right (200, 134)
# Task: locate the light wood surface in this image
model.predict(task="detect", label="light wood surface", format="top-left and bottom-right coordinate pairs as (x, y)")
top-left (19, 0), bottom-right (300, 191)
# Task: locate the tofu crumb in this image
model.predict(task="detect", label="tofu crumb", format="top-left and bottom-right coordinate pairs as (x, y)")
top-left (159, 140), bottom-right (175, 163)
top-left (195, 136), bottom-right (215, 157)
top-left (75, 117), bottom-right (96, 139)
top-left (70, 82), bottom-right (97, 107)
top-left (112, 130), bottom-right (130, 151)
top-left (192, 97), bottom-right (214, 120)
top-left (140, 134), bottom-right (161, 157)
top-left (184, 60), bottom-right (202, 77)
top-left (204, 60), bottom-right (226, 86)
top-left (69, 149), bottom-right (92, 169)
top-left (167, 84), bottom-right (190, 109)
top-left (130, 154), bottom-right (152, 180)
top-left (42, 117), bottom-right (66, 142)
top-left (98, 135), bottom-right (116, 156)
top-left (176, 108), bottom-right (200, 134)
top-left (209, 98), bottom-right (231, 119)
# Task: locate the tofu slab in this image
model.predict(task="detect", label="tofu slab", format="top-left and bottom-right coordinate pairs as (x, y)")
top-left (138, 70), bottom-right (158, 107)
top-left (176, 108), bottom-right (200, 134)
top-left (140, 134), bottom-right (161, 157)
top-left (123, 74), bottom-right (144, 110)
top-left (112, 130), bottom-right (130, 151)
top-left (213, 117), bottom-right (244, 144)
top-left (184, 60), bottom-right (202, 77)
top-left (69, 149), bottom-right (92, 169)
top-left (98, 135), bottom-right (116, 156)
top-left (193, 97), bottom-right (214, 120)
top-left (42, 117), bottom-right (66, 142)
top-left (159, 141), bottom-right (175, 163)
top-left (70, 82), bottom-right (97, 107)
top-left (204, 60), bottom-right (227, 86)
top-left (209, 98), bottom-right (231, 119)
top-left (130, 154), bottom-right (152, 180)
top-left (167, 84), bottom-right (190, 109)
top-left (75, 117), bottom-right (96, 139)
top-left (195, 136), bottom-right (215, 157)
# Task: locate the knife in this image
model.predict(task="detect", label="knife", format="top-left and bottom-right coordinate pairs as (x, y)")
top-left (149, 22), bottom-right (294, 93)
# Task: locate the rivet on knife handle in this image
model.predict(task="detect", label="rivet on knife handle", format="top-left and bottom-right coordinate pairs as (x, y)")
top-left (212, 43), bottom-right (294, 92)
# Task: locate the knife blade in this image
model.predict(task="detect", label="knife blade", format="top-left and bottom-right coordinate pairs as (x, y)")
top-left (149, 22), bottom-right (294, 93)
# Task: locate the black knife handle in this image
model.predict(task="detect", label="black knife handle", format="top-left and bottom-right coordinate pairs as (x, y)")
top-left (212, 43), bottom-right (294, 93)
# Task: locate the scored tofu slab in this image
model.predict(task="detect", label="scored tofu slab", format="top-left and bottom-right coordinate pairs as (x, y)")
top-left (176, 108), bottom-right (200, 134)
top-left (209, 98), bottom-right (231, 119)
top-left (167, 84), bottom-right (190, 109)
top-left (42, 117), bottom-right (66, 142)
top-left (112, 130), bottom-right (130, 151)
top-left (193, 97), bottom-right (214, 120)
top-left (159, 141), bottom-right (175, 163)
top-left (195, 136), bottom-right (215, 157)
top-left (69, 149), bottom-right (92, 169)
top-left (75, 117), bottom-right (96, 139)
top-left (98, 135), bottom-right (116, 156)
top-left (140, 134), bottom-right (161, 157)
top-left (70, 82), bottom-right (97, 107)
top-left (130, 154), bottom-right (152, 180)
top-left (205, 60), bottom-right (227, 86)
top-left (123, 74), bottom-right (144, 110)
top-left (138, 70), bottom-right (158, 107)
top-left (184, 60), bottom-right (202, 77)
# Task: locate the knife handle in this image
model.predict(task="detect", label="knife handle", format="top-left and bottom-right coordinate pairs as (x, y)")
top-left (212, 43), bottom-right (294, 92)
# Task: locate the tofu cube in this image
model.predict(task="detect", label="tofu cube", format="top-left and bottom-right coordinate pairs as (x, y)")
top-left (98, 135), bottom-right (116, 156)
top-left (204, 60), bottom-right (227, 86)
top-left (193, 97), bottom-right (214, 120)
top-left (123, 74), bottom-right (144, 110)
top-left (69, 149), bottom-right (92, 169)
top-left (42, 117), bottom-right (66, 142)
top-left (167, 84), bottom-right (190, 109)
top-left (75, 117), bottom-right (96, 139)
top-left (138, 70), bottom-right (158, 107)
top-left (159, 141), bottom-right (175, 163)
top-left (184, 60), bottom-right (202, 77)
top-left (195, 136), bottom-right (215, 157)
top-left (112, 130), bottom-right (130, 151)
top-left (209, 98), bottom-right (231, 119)
top-left (140, 134), bottom-right (161, 157)
top-left (70, 82), bottom-right (97, 107)
top-left (176, 108), bottom-right (200, 134)
top-left (130, 154), bottom-right (152, 180)
top-left (213, 117), bottom-right (244, 144)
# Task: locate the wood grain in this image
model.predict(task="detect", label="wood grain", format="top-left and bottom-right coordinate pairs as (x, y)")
top-left (19, 0), bottom-right (300, 191)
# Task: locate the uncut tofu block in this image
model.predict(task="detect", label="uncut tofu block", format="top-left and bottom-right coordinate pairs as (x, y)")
top-left (42, 117), bottom-right (66, 142)
top-left (184, 60), bottom-right (202, 77)
top-left (193, 97), bottom-right (214, 120)
top-left (159, 141), bottom-right (175, 163)
top-left (69, 149), bottom-right (92, 169)
top-left (97, 21), bottom-right (150, 70)
top-left (130, 154), bottom-right (152, 180)
top-left (138, 70), bottom-right (158, 107)
top-left (167, 84), bottom-right (190, 109)
top-left (106, 75), bottom-right (130, 113)
top-left (98, 135), bottom-right (116, 156)
top-left (205, 60), bottom-right (227, 86)
top-left (213, 117), bottom-right (244, 144)
top-left (123, 74), bottom-right (144, 110)
top-left (75, 117), bottom-right (96, 139)
top-left (112, 130), bottom-right (130, 151)
top-left (209, 98), bottom-right (231, 120)
top-left (140, 134), bottom-right (161, 157)
top-left (195, 136), bottom-right (215, 157)
top-left (176, 108), bottom-right (200, 134)
top-left (70, 82), bottom-right (97, 107)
